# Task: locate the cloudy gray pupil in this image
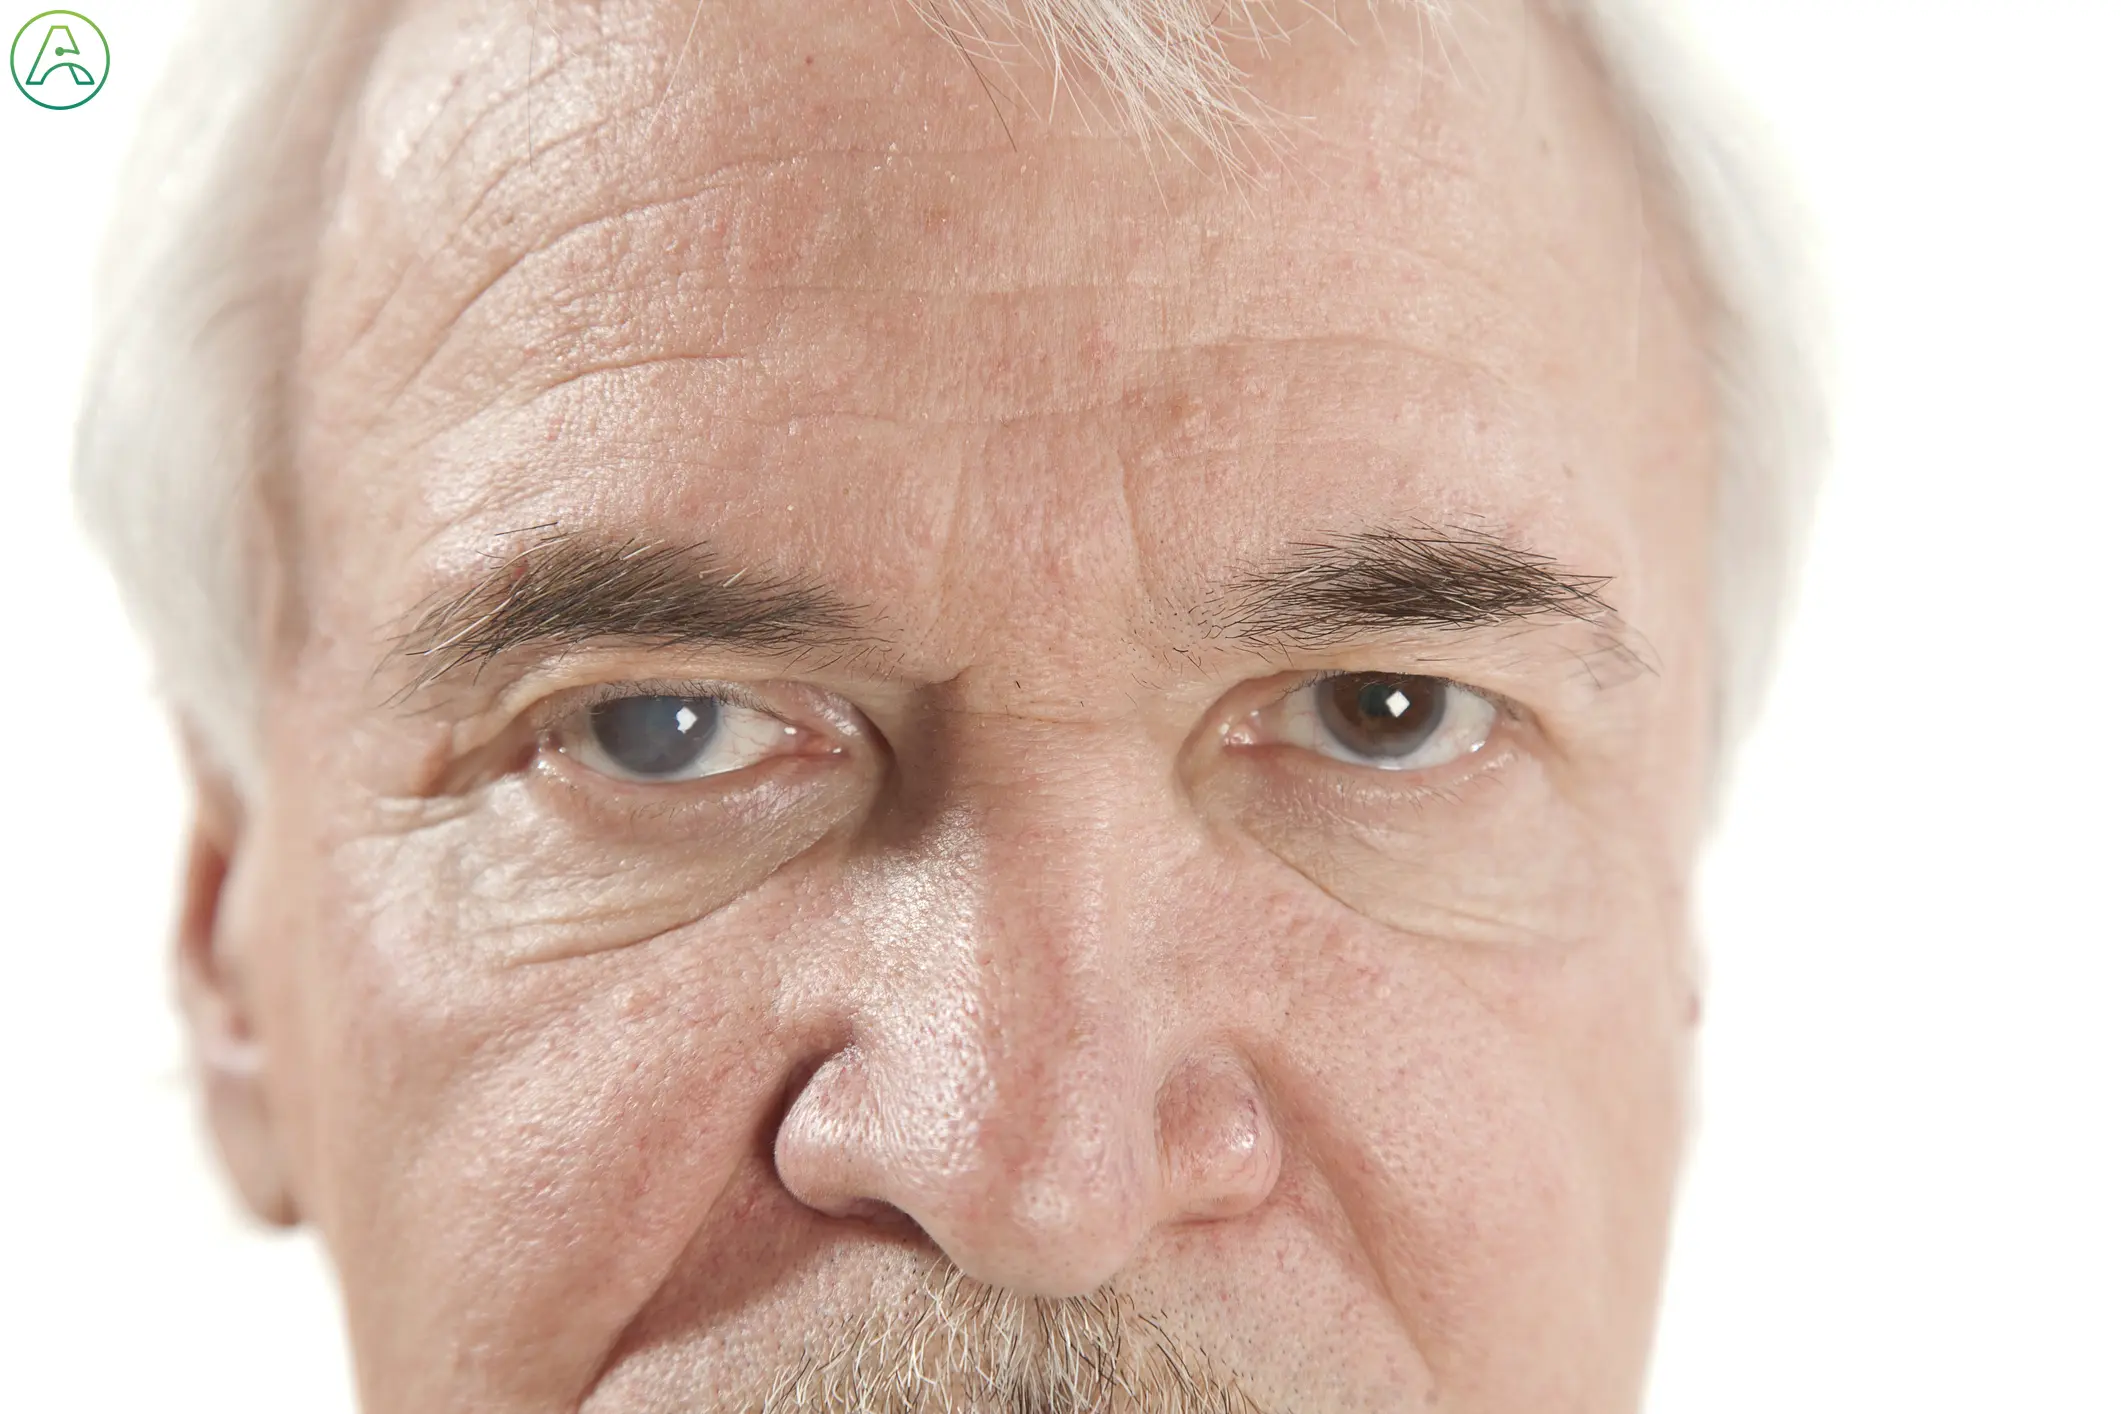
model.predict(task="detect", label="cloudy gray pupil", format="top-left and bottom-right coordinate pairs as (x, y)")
top-left (590, 696), bottom-right (719, 776)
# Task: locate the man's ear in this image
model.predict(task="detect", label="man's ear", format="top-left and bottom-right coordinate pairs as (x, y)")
top-left (176, 744), bottom-right (300, 1227)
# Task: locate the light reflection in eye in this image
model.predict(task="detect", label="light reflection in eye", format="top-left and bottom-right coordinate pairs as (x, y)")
top-left (1244, 673), bottom-right (1497, 772)
top-left (556, 693), bottom-right (801, 782)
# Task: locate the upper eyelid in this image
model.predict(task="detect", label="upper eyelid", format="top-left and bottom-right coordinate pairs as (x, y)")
top-left (517, 670), bottom-right (1521, 761)
top-left (528, 678), bottom-right (792, 731)
top-left (533, 671), bottom-right (1513, 726)
top-left (1273, 669), bottom-right (1519, 722)
top-left (414, 679), bottom-right (822, 799)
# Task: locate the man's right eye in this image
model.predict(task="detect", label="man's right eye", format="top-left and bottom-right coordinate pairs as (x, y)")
top-left (554, 693), bottom-right (803, 783)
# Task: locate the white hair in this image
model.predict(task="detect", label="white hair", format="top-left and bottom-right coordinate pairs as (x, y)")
top-left (74, 0), bottom-right (1826, 801)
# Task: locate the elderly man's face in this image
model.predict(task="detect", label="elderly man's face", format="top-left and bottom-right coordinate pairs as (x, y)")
top-left (183, 0), bottom-right (1718, 1408)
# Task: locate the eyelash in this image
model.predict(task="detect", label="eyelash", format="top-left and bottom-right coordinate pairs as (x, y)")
top-left (530, 677), bottom-right (782, 732)
top-left (514, 669), bottom-right (1519, 793)
top-left (1279, 670), bottom-right (1515, 721)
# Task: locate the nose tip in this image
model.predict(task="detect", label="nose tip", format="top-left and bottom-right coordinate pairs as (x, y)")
top-left (775, 1044), bottom-right (1283, 1299)
top-left (775, 1045), bottom-right (1159, 1298)
top-left (929, 1158), bottom-right (1155, 1298)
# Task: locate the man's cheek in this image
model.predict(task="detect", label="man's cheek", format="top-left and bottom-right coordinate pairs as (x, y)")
top-left (371, 1011), bottom-right (781, 1398)
top-left (1179, 741), bottom-right (1688, 1400)
top-left (1255, 922), bottom-right (1680, 1410)
top-left (275, 785), bottom-right (855, 1404)
top-left (337, 754), bottom-right (872, 966)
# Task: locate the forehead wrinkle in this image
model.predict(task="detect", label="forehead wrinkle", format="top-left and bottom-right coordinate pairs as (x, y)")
top-left (320, 30), bottom-right (1565, 462)
top-left (296, 0), bottom-right (1683, 700)
top-left (320, 9), bottom-right (871, 424)
top-left (324, 34), bottom-right (623, 374)
top-left (360, 172), bottom-right (746, 430)
top-left (392, 198), bottom-right (1537, 451)
top-left (480, 328), bottom-right (1514, 441)
top-left (322, 0), bottom-right (1610, 386)
top-left (333, 101), bottom-right (715, 429)
top-left (385, 160), bottom-right (1548, 453)
top-left (338, 140), bottom-right (1055, 449)
top-left (333, 80), bottom-right (1461, 400)
top-left (333, 7), bottom-right (966, 354)
top-left (354, 327), bottom-right (1542, 671)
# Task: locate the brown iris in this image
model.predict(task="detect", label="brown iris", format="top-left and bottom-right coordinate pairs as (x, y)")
top-left (1318, 674), bottom-right (1449, 760)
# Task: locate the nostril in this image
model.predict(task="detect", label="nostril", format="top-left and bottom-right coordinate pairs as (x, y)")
top-left (773, 1045), bottom-right (880, 1218)
top-left (837, 1195), bottom-right (924, 1236)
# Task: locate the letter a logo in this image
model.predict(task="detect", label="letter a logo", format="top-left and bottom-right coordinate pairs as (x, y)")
top-left (11, 11), bottom-right (109, 109)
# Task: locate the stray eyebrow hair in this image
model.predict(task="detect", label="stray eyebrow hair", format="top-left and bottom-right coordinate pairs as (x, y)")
top-left (389, 529), bottom-right (865, 694)
top-left (1209, 526), bottom-right (1621, 647)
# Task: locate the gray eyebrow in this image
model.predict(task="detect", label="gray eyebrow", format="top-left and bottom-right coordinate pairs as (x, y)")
top-left (388, 528), bottom-right (867, 694)
top-left (1205, 525), bottom-right (1621, 647)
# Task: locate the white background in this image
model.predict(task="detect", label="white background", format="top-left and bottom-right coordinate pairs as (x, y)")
top-left (1, 2), bottom-right (2115, 1409)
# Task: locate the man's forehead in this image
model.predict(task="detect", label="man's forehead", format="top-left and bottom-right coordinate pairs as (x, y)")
top-left (294, 0), bottom-right (1680, 664)
top-left (310, 0), bottom-right (1637, 410)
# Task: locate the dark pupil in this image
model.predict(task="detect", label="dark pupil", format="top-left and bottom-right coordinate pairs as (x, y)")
top-left (1319, 674), bottom-right (1447, 758)
top-left (590, 696), bottom-right (719, 777)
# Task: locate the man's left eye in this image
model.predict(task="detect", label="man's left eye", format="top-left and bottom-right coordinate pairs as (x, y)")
top-left (1244, 673), bottom-right (1498, 772)
top-left (554, 693), bottom-right (801, 782)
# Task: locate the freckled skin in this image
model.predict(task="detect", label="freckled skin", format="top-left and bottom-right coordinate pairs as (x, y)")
top-left (178, 0), bottom-right (1721, 1409)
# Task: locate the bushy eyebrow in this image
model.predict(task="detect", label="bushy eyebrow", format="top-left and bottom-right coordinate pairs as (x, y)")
top-left (389, 528), bottom-right (867, 695)
top-left (1206, 526), bottom-right (1620, 647)
top-left (387, 522), bottom-right (1628, 695)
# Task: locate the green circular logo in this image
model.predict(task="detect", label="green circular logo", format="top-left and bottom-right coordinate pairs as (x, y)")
top-left (11, 10), bottom-right (107, 109)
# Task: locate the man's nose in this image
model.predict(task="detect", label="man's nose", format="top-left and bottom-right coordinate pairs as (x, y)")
top-left (772, 765), bottom-right (1282, 1298)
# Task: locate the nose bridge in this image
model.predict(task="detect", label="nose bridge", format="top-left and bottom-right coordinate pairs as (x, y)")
top-left (784, 738), bottom-right (1170, 1295)
top-left (892, 707), bottom-right (1160, 1032)
top-left (892, 754), bottom-right (1156, 1222)
top-left (775, 714), bottom-right (1286, 1294)
top-left (962, 718), bottom-right (1133, 959)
